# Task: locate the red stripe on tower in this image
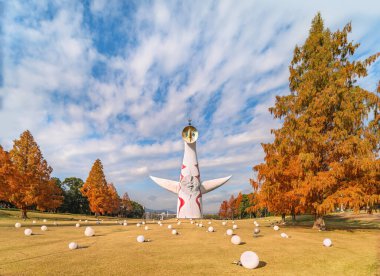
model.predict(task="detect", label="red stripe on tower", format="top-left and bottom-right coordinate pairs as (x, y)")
top-left (178, 197), bottom-right (185, 214)
top-left (195, 194), bottom-right (202, 211)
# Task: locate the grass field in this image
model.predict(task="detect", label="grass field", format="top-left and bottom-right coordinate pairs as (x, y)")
top-left (0, 209), bottom-right (379, 276)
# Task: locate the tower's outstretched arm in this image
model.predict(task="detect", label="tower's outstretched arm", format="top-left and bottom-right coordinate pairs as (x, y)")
top-left (200, 176), bottom-right (232, 194)
top-left (150, 176), bottom-right (179, 194)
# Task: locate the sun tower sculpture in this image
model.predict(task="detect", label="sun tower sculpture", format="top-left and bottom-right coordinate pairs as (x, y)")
top-left (150, 121), bottom-right (231, 218)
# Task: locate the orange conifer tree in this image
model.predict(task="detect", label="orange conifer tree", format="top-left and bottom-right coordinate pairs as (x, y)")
top-left (8, 131), bottom-right (62, 218)
top-left (106, 183), bottom-right (121, 215)
top-left (81, 159), bottom-right (111, 216)
top-left (218, 200), bottom-right (229, 219)
top-left (0, 146), bottom-right (16, 202)
top-left (227, 195), bottom-right (236, 219)
top-left (253, 13), bottom-right (380, 229)
top-left (234, 192), bottom-right (243, 219)
top-left (120, 192), bottom-right (133, 216)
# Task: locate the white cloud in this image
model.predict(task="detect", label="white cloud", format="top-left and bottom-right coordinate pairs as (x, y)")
top-left (1, 0), bottom-right (379, 212)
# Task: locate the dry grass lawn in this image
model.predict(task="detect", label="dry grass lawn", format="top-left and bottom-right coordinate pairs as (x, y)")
top-left (0, 209), bottom-right (379, 275)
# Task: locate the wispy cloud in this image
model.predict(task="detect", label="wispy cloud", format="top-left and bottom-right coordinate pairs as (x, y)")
top-left (1, 0), bottom-right (379, 212)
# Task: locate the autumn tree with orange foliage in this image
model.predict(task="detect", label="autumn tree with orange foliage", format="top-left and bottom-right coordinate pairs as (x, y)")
top-left (227, 195), bottom-right (236, 219)
top-left (120, 192), bottom-right (133, 217)
top-left (6, 131), bottom-right (63, 218)
top-left (106, 183), bottom-right (121, 215)
top-left (218, 200), bottom-right (229, 219)
top-left (81, 159), bottom-right (111, 216)
top-left (0, 146), bottom-right (18, 202)
top-left (234, 192), bottom-right (243, 219)
top-left (252, 13), bottom-right (380, 229)
top-left (81, 159), bottom-right (121, 216)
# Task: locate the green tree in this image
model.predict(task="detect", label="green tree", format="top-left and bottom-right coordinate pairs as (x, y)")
top-left (60, 177), bottom-right (89, 214)
top-left (239, 194), bottom-right (251, 218)
top-left (128, 201), bottom-right (145, 218)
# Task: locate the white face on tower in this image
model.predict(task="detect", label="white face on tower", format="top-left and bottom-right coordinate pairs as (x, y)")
top-left (182, 126), bottom-right (198, 143)
top-left (180, 175), bottom-right (201, 195)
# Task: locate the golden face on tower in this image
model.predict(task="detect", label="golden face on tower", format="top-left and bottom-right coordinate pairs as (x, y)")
top-left (182, 125), bottom-right (198, 143)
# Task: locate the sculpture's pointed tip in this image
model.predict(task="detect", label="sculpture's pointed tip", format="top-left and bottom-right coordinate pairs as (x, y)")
top-left (150, 176), bottom-right (179, 194)
top-left (201, 176), bottom-right (232, 194)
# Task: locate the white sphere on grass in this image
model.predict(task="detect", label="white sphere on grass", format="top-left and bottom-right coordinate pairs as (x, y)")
top-left (233, 224), bottom-right (238, 230)
top-left (231, 235), bottom-right (241, 245)
top-left (76, 223), bottom-right (80, 228)
top-left (33, 220), bottom-right (36, 224)
top-left (323, 238), bottom-right (332, 247)
top-left (208, 226), bottom-right (214, 232)
top-left (41, 225), bottom-right (48, 231)
top-left (190, 221), bottom-right (194, 224)
top-left (24, 229), bottom-right (33, 236)
top-left (171, 229), bottom-right (177, 235)
top-left (137, 235), bottom-right (145, 243)
top-left (15, 222), bottom-right (22, 228)
top-left (240, 251), bottom-right (260, 269)
top-left (136, 223), bottom-right (141, 227)
top-left (177, 221), bottom-right (181, 225)
top-left (222, 221), bottom-right (227, 226)
top-left (43, 219), bottom-right (47, 222)
top-left (142, 221), bottom-right (145, 225)
top-left (68, 242), bottom-right (78, 250)
top-left (199, 223), bottom-right (203, 228)
top-left (159, 224), bottom-right (163, 227)
top-left (123, 222), bottom-right (127, 226)
top-left (208, 221), bottom-right (211, 225)
top-left (273, 225), bottom-right (280, 231)
top-left (280, 232), bottom-right (288, 238)
top-left (226, 229), bottom-right (233, 236)
top-left (254, 228), bottom-right (260, 235)
top-left (84, 227), bottom-right (95, 237)
top-left (144, 226), bottom-right (149, 231)
top-left (168, 224), bottom-right (172, 229)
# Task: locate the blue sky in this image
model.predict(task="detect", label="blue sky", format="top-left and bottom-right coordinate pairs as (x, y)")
top-left (0, 0), bottom-right (379, 213)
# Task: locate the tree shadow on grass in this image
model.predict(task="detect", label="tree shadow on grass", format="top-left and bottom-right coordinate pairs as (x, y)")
top-left (283, 214), bottom-right (380, 231)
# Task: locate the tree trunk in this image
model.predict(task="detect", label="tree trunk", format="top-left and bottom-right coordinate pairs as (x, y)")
top-left (292, 213), bottom-right (296, 224)
top-left (367, 206), bottom-right (373, 214)
top-left (281, 213), bottom-right (286, 223)
top-left (312, 215), bottom-right (326, 230)
top-left (21, 208), bottom-right (28, 220)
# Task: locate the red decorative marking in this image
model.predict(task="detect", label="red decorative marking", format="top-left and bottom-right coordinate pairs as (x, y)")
top-left (178, 197), bottom-right (185, 214)
top-left (180, 173), bottom-right (184, 181)
top-left (195, 194), bottom-right (202, 211)
top-left (181, 164), bottom-right (186, 169)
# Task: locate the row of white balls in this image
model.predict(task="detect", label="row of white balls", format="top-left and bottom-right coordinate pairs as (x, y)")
top-left (19, 221), bottom-right (333, 247)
